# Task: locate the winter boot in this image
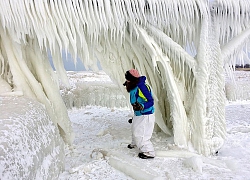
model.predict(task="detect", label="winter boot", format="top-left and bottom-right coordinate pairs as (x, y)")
top-left (127, 144), bottom-right (136, 149)
top-left (138, 152), bottom-right (154, 159)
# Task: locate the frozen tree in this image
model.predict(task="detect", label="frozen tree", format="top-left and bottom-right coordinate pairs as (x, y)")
top-left (0, 0), bottom-right (250, 156)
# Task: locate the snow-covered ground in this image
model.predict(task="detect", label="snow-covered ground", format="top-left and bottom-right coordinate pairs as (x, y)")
top-left (58, 71), bottom-right (250, 180)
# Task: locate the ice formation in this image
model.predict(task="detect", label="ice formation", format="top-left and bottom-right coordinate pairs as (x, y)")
top-left (0, 96), bottom-right (64, 179)
top-left (0, 0), bottom-right (250, 156)
top-left (60, 71), bottom-right (128, 109)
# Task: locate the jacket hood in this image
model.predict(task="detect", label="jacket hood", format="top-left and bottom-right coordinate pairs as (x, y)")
top-left (138, 76), bottom-right (146, 85)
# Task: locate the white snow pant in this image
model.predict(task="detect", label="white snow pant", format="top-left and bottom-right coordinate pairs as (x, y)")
top-left (131, 114), bottom-right (155, 156)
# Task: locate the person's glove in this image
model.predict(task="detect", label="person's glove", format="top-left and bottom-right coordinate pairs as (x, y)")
top-left (132, 102), bottom-right (144, 111)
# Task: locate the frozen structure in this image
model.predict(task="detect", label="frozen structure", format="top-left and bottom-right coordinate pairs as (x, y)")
top-left (60, 71), bottom-right (129, 109)
top-left (0, 0), bottom-right (250, 164)
top-left (225, 71), bottom-right (250, 101)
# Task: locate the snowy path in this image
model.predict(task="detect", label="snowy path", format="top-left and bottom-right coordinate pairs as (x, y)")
top-left (59, 102), bottom-right (250, 180)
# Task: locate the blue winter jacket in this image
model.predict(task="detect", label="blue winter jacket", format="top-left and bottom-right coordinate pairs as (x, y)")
top-left (130, 76), bottom-right (155, 116)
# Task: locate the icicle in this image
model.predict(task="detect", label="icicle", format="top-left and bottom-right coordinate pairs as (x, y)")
top-left (87, 0), bottom-right (98, 44)
top-left (56, 0), bottom-right (69, 51)
top-left (64, 1), bottom-right (77, 62)
top-left (97, 0), bottom-right (108, 32)
top-left (77, 0), bottom-right (87, 30)
top-left (0, 51), bottom-right (5, 77)
top-left (49, 1), bottom-right (63, 52)
top-left (103, 0), bottom-right (114, 29)
top-left (92, 0), bottom-right (102, 35)
top-left (51, 45), bottom-right (70, 87)
top-left (82, 0), bottom-right (93, 40)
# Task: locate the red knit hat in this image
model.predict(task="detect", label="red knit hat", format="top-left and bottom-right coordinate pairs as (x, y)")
top-left (129, 69), bottom-right (140, 78)
top-left (125, 69), bottom-right (140, 81)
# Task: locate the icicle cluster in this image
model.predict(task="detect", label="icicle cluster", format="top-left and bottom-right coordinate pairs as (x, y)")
top-left (0, 0), bottom-right (249, 155)
top-left (212, 0), bottom-right (250, 66)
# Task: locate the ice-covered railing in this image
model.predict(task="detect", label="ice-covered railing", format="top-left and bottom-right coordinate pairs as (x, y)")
top-left (225, 71), bottom-right (250, 101)
top-left (1, 0), bottom-right (250, 155)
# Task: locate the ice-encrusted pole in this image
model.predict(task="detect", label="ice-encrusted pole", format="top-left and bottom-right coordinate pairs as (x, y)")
top-left (189, 6), bottom-right (226, 155)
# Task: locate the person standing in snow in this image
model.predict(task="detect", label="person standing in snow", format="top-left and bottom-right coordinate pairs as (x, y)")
top-left (123, 69), bottom-right (155, 159)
